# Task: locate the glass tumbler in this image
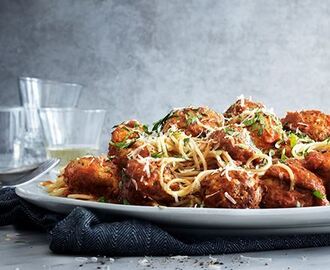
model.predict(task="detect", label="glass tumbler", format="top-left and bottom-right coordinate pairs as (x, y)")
top-left (18, 77), bottom-right (82, 163)
top-left (39, 108), bottom-right (106, 170)
top-left (0, 107), bottom-right (25, 169)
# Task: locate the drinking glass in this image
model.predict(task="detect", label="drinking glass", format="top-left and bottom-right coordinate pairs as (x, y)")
top-left (39, 108), bottom-right (106, 169)
top-left (0, 107), bottom-right (25, 169)
top-left (18, 77), bottom-right (82, 162)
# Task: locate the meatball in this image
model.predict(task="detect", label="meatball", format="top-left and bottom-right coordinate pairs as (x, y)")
top-left (281, 110), bottom-right (330, 141)
top-left (304, 151), bottom-right (330, 196)
top-left (261, 159), bottom-right (328, 208)
top-left (224, 98), bottom-right (264, 119)
top-left (62, 156), bottom-right (121, 203)
top-left (159, 107), bottom-right (223, 137)
top-left (246, 113), bottom-right (283, 152)
top-left (201, 169), bottom-right (262, 208)
top-left (261, 178), bottom-right (315, 208)
top-left (122, 159), bottom-right (175, 206)
top-left (208, 125), bottom-right (257, 165)
top-left (108, 120), bottom-right (149, 168)
top-left (227, 106), bottom-right (283, 152)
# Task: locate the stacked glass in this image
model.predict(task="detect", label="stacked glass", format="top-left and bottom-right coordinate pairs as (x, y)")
top-left (19, 77), bottom-right (82, 164)
top-left (0, 76), bottom-right (106, 174)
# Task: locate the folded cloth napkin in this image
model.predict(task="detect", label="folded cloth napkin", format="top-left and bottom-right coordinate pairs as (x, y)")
top-left (2, 187), bottom-right (330, 256)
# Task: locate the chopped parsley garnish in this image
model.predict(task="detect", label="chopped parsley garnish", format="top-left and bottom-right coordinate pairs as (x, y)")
top-left (224, 127), bottom-right (236, 136)
top-left (183, 138), bottom-right (190, 144)
top-left (186, 112), bottom-right (202, 125)
top-left (280, 149), bottom-right (287, 163)
top-left (98, 196), bottom-right (106, 203)
top-left (109, 130), bottom-right (136, 149)
top-left (243, 112), bottom-right (266, 136)
top-left (123, 199), bottom-right (130, 205)
top-left (302, 146), bottom-right (311, 157)
top-left (109, 140), bottom-right (133, 149)
top-left (256, 126), bottom-right (264, 136)
top-left (243, 118), bottom-right (255, 126)
top-left (312, 190), bottom-right (325, 200)
top-left (288, 133), bottom-right (299, 148)
top-left (185, 112), bottom-right (203, 125)
top-left (151, 152), bottom-right (163, 158)
top-left (142, 124), bottom-right (152, 134)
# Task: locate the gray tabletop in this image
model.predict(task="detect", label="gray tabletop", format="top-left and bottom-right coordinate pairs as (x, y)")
top-left (1, 225), bottom-right (329, 270)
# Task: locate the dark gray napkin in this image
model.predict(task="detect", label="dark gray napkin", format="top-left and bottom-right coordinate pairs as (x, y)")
top-left (1, 187), bottom-right (330, 256)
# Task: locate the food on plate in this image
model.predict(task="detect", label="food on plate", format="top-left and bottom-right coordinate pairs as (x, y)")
top-left (159, 106), bottom-right (224, 137)
top-left (282, 110), bottom-right (330, 142)
top-left (224, 98), bottom-right (264, 118)
top-left (108, 120), bottom-right (149, 168)
top-left (122, 159), bottom-right (177, 206)
top-left (208, 125), bottom-right (261, 165)
top-left (225, 98), bottom-right (283, 152)
top-left (42, 96), bottom-right (330, 209)
top-left (201, 169), bottom-right (262, 208)
top-left (260, 159), bottom-right (328, 208)
top-left (41, 156), bottom-right (121, 202)
top-left (304, 151), bottom-right (330, 195)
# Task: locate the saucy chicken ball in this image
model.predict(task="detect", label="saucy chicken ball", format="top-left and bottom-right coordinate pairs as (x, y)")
top-left (224, 98), bottom-right (264, 119)
top-left (122, 159), bottom-right (175, 206)
top-left (62, 156), bottom-right (121, 202)
top-left (208, 125), bottom-right (258, 165)
top-left (281, 110), bottom-right (330, 142)
top-left (159, 106), bottom-right (224, 137)
top-left (201, 169), bottom-right (262, 208)
top-left (108, 120), bottom-right (149, 168)
top-left (261, 159), bottom-right (329, 208)
top-left (226, 100), bottom-right (283, 152)
top-left (246, 112), bottom-right (283, 152)
top-left (304, 151), bottom-right (330, 196)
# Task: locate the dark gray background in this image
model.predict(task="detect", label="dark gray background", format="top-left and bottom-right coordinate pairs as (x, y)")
top-left (1, 0), bottom-right (330, 149)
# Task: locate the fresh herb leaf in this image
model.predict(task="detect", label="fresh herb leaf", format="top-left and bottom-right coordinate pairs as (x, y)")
top-left (171, 130), bottom-right (181, 138)
top-left (98, 196), bottom-right (106, 203)
top-left (244, 113), bottom-right (265, 136)
top-left (289, 133), bottom-right (299, 148)
top-left (257, 127), bottom-right (264, 136)
top-left (186, 112), bottom-right (202, 125)
top-left (224, 127), bottom-right (235, 136)
top-left (109, 140), bottom-right (133, 149)
top-left (123, 199), bottom-right (130, 205)
top-left (186, 116), bottom-right (197, 125)
top-left (313, 190), bottom-right (326, 200)
top-left (152, 110), bottom-right (173, 132)
top-left (183, 138), bottom-right (190, 144)
top-left (280, 149), bottom-right (287, 163)
top-left (151, 152), bottom-right (163, 158)
top-left (258, 114), bottom-right (266, 125)
top-left (109, 129), bottom-right (136, 149)
top-left (142, 124), bottom-right (151, 134)
top-left (243, 117), bottom-right (256, 126)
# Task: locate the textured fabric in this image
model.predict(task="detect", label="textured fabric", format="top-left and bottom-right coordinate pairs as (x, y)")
top-left (2, 187), bottom-right (330, 256)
